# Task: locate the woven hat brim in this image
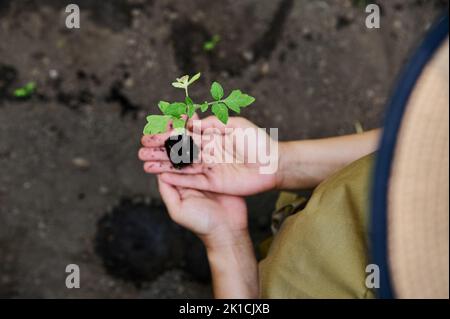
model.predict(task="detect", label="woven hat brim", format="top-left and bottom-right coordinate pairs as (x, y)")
top-left (388, 38), bottom-right (449, 299)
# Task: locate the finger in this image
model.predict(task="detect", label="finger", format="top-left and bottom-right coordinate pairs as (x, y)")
top-left (160, 173), bottom-right (210, 191)
top-left (187, 113), bottom-right (199, 127)
top-left (138, 147), bottom-right (168, 161)
top-left (141, 132), bottom-right (173, 147)
top-left (189, 116), bottom-right (249, 136)
top-left (144, 161), bottom-right (203, 174)
top-left (157, 177), bottom-right (181, 215)
top-left (188, 115), bottom-right (226, 133)
top-left (176, 187), bottom-right (205, 200)
top-left (186, 113), bottom-right (202, 136)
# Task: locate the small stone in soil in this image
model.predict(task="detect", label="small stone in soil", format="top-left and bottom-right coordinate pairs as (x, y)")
top-left (72, 157), bottom-right (91, 170)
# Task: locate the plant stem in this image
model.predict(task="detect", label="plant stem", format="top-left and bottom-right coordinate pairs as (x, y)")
top-left (206, 100), bottom-right (224, 105)
top-left (184, 87), bottom-right (189, 130)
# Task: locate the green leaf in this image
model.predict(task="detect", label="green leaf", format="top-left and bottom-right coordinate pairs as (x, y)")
top-left (164, 102), bottom-right (187, 118)
top-left (144, 115), bottom-right (171, 134)
top-left (185, 96), bottom-right (194, 106)
top-left (158, 101), bottom-right (170, 113)
top-left (184, 97), bottom-right (195, 117)
top-left (172, 118), bottom-right (186, 129)
top-left (211, 82), bottom-right (224, 101)
top-left (200, 102), bottom-right (209, 112)
top-left (203, 42), bottom-right (214, 51)
top-left (14, 81), bottom-right (36, 98)
top-left (203, 35), bottom-right (220, 51)
top-left (188, 73), bottom-right (201, 85)
top-left (211, 103), bottom-right (229, 124)
top-left (187, 104), bottom-right (196, 118)
top-left (226, 103), bottom-right (240, 114)
top-left (223, 90), bottom-right (256, 113)
top-left (14, 88), bottom-right (27, 98)
top-left (25, 82), bottom-right (36, 91)
top-left (172, 82), bottom-right (185, 89)
top-left (177, 75), bottom-right (190, 84)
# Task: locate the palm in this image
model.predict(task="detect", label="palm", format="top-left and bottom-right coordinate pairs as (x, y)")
top-left (200, 162), bottom-right (276, 196)
top-left (157, 178), bottom-right (247, 238)
top-left (140, 117), bottom-right (278, 196)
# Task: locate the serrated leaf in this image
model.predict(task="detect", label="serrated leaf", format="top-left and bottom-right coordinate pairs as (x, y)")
top-left (143, 122), bottom-right (153, 135)
top-left (172, 118), bottom-right (186, 129)
top-left (223, 90), bottom-right (256, 113)
top-left (172, 82), bottom-right (185, 89)
top-left (144, 115), bottom-right (171, 135)
top-left (186, 96), bottom-right (195, 117)
top-left (211, 82), bottom-right (224, 101)
top-left (187, 104), bottom-right (196, 118)
top-left (223, 93), bottom-right (241, 113)
top-left (185, 96), bottom-right (194, 106)
top-left (164, 102), bottom-right (186, 118)
top-left (211, 103), bottom-right (229, 124)
top-left (200, 102), bottom-right (209, 112)
top-left (188, 73), bottom-right (201, 85)
top-left (158, 101), bottom-right (170, 113)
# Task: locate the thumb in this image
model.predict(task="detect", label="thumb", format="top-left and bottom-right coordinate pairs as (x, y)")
top-left (188, 115), bottom-right (224, 133)
top-left (157, 176), bottom-right (181, 217)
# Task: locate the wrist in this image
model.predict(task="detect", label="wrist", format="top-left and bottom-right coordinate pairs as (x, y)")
top-left (203, 229), bottom-right (258, 299)
top-left (274, 141), bottom-right (289, 190)
top-left (200, 228), bottom-right (251, 252)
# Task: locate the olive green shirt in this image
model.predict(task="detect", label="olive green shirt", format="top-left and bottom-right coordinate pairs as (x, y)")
top-left (260, 154), bottom-right (375, 299)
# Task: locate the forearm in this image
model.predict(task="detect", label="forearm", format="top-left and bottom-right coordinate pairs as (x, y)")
top-left (276, 129), bottom-right (381, 189)
top-left (203, 230), bottom-right (259, 299)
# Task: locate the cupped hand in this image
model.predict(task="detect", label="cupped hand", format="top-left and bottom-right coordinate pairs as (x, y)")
top-left (139, 116), bottom-right (280, 196)
top-left (157, 176), bottom-right (248, 246)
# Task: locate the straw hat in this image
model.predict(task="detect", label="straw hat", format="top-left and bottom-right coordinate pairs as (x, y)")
top-left (371, 15), bottom-right (449, 299)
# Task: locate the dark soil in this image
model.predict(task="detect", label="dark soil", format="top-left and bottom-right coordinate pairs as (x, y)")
top-left (95, 198), bottom-right (183, 285)
top-left (0, 64), bottom-right (17, 100)
top-left (164, 134), bottom-right (199, 169)
top-left (95, 197), bottom-right (209, 286)
top-left (0, 0), bottom-right (447, 298)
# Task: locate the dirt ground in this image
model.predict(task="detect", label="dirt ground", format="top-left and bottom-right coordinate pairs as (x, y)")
top-left (0, 0), bottom-right (447, 298)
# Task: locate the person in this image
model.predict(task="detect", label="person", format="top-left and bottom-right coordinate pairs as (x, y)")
top-left (139, 14), bottom-right (449, 299)
top-left (139, 117), bottom-right (380, 298)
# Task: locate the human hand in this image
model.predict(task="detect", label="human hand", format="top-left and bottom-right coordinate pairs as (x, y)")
top-left (157, 176), bottom-right (248, 247)
top-left (139, 117), bottom-right (280, 196)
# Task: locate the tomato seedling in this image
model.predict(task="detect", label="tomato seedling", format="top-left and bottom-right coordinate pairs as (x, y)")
top-left (203, 35), bottom-right (221, 52)
top-left (143, 73), bottom-right (256, 168)
top-left (14, 82), bottom-right (36, 99)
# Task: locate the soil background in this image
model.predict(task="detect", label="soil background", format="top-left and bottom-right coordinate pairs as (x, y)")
top-left (0, 0), bottom-right (447, 298)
